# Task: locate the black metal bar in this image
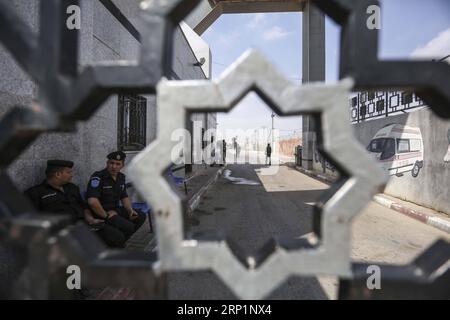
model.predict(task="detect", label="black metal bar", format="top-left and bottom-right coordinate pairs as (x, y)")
top-left (98, 0), bottom-right (141, 43)
top-left (313, 0), bottom-right (450, 119)
top-left (0, 0), bottom-right (41, 82)
top-left (385, 91), bottom-right (389, 118)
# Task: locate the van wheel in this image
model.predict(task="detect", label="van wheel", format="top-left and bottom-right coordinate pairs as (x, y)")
top-left (411, 162), bottom-right (420, 178)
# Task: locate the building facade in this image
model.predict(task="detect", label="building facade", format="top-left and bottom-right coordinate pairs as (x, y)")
top-left (0, 0), bottom-right (215, 192)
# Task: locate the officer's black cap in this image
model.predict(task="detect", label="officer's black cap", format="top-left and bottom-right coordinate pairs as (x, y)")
top-left (47, 160), bottom-right (74, 168)
top-left (107, 151), bottom-right (126, 162)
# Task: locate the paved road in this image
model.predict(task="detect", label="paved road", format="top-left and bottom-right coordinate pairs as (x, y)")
top-left (167, 164), bottom-right (450, 300)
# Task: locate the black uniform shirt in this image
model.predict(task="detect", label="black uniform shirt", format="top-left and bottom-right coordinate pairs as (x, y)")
top-left (86, 169), bottom-right (128, 211)
top-left (25, 181), bottom-right (87, 221)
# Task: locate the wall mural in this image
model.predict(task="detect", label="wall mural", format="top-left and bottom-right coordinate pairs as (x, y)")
top-left (314, 118), bottom-right (449, 179)
top-left (445, 128), bottom-right (450, 163)
top-left (366, 124), bottom-right (424, 178)
top-left (350, 91), bottom-right (427, 124)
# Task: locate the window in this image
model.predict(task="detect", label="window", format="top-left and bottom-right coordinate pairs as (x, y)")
top-left (402, 92), bottom-right (413, 104)
top-left (376, 100), bottom-right (385, 112)
top-left (381, 139), bottom-right (396, 160)
top-left (360, 92), bottom-right (367, 103)
top-left (360, 104), bottom-right (367, 116)
top-left (397, 139), bottom-right (410, 153)
top-left (118, 94), bottom-right (147, 151)
top-left (367, 138), bottom-right (395, 160)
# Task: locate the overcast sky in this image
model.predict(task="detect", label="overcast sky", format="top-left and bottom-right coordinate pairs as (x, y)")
top-left (201, 0), bottom-right (450, 135)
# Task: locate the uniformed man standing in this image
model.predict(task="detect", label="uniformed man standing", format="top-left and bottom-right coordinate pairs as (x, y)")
top-left (86, 151), bottom-right (146, 240)
top-left (266, 143), bottom-right (272, 165)
top-left (222, 139), bottom-right (227, 166)
top-left (25, 160), bottom-right (127, 248)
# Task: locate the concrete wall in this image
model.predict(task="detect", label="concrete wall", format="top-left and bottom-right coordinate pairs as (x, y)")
top-left (172, 25), bottom-right (208, 80)
top-left (171, 23), bottom-right (216, 173)
top-left (313, 107), bottom-right (450, 216)
top-left (354, 108), bottom-right (450, 216)
top-left (278, 137), bottom-right (302, 158)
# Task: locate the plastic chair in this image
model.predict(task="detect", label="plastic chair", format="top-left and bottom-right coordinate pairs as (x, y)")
top-left (167, 170), bottom-right (188, 194)
top-left (132, 202), bottom-right (153, 233)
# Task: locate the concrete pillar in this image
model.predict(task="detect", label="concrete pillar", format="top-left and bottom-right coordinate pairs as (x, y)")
top-left (301, 0), bottom-right (325, 170)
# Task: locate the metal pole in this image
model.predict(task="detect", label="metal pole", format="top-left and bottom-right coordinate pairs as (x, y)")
top-left (271, 112), bottom-right (275, 145)
top-left (433, 54), bottom-right (450, 62)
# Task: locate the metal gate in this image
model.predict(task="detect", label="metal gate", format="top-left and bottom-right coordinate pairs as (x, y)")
top-left (0, 0), bottom-right (449, 299)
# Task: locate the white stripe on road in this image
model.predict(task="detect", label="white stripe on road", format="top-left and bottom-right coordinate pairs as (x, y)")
top-left (223, 169), bottom-right (260, 186)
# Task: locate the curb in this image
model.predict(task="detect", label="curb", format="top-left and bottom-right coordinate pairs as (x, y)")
top-left (143, 166), bottom-right (225, 252)
top-left (373, 195), bottom-right (450, 234)
top-left (187, 166), bottom-right (225, 214)
top-left (293, 165), bottom-right (450, 235)
top-left (293, 165), bottom-right (335, 185)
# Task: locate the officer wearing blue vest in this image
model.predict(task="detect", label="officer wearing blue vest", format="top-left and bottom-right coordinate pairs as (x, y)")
top-left (86, 151), bottom-right (146, 240)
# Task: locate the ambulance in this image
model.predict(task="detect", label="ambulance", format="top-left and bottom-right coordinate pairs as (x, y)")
top-left (366, 124), bottom-right (424, 177)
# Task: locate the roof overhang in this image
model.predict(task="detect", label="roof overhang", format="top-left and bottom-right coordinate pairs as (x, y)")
top-left (185, 0), bottom-right (307, 35)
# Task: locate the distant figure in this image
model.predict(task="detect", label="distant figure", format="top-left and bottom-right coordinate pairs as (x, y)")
top-left (210, 144), bottom-right (216, 167)
top-left (266, 143), bottom-right (272, 165)
top-left (222, 139), bottom-right (227, 165)
top-left (233, 138), bottom-right (238, 162)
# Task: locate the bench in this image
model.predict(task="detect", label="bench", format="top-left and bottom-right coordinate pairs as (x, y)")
top-left (81, 190), bottom-right (153, 233)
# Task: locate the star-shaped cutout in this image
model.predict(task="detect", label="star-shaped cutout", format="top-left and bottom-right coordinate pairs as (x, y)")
top-left (128, 49), bottom-right (387, 299)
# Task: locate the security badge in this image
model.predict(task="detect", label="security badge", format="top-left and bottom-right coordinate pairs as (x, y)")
top-left (90, 177), bottom-right (100, 188)
top-left (41, 193), bottom-right (57, 200)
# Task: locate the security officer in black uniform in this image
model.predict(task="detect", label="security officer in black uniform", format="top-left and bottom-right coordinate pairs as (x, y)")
top-left (86, 151), bottom-right (146, 240)
top-left (25, 160), bottom-right (128, 248)
top-left (222, 139), bottom-right (227, 165)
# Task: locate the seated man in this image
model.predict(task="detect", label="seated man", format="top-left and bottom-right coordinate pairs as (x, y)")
top-left (25, 160), bottom-right (127, 248)
top-left (86, 151), bottom-right (146, 240)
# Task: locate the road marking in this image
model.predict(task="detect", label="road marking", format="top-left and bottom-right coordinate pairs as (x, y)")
top-left (223, 169), bottom-right (260, 186)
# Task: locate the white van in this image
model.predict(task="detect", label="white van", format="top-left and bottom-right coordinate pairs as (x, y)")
top-left (367, 124), bottom-right (424, 178)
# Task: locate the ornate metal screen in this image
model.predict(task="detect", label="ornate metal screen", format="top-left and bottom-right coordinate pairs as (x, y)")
top-left (0, 0), bottom-right (449, 300)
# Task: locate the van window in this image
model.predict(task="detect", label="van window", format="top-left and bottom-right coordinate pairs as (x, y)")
top-left (410, 139), bottom-right (421, 152)
top-left (367, 138), bottom-right (395, 160)
top-left (397, 139), bottom-right (410, 153)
